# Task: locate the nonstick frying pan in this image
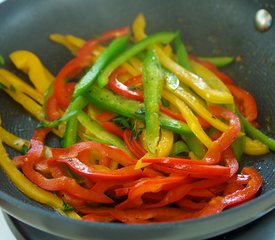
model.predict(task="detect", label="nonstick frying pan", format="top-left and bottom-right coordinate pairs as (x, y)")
top-left (0, 0), bottom-right (274, 239)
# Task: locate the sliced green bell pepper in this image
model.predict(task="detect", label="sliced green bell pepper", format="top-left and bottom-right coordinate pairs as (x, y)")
top-left (86, 85), bottom-right (192, 136)
top-left (143, 49), bottom-right (163, 154)
top-left (97, 32), bottom-right (176, 88)
top-left (72, 36), bottom-right (129, 98)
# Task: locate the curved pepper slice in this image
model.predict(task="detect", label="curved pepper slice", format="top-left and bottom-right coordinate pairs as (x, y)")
top-left (51, 141), bottom-right (137, 167)
top-left (108, 67), bottom-right (143, 101)
top-left (21, 139), bottom-right (113, 203)
top-left (226, 83), bottom-right (257, 122)
top-left (55, 157), bottom-right (141, 182)
top-left (199, 167), bottom-right (262, 217)
top-left (10, 50), bottom-right (54, 94)
top-left (116, 176), bottom-right (187, 209)
top-left (0, 141), bottom-right (80, 219)
top-left (132, 13), bottom-right (233, 105)
top-left (53, 27), bottom-right (129, 109)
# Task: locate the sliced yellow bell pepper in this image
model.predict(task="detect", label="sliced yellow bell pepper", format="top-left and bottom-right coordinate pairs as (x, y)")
top-left (162, 90), bottom-right (212, 147)
top-left (129, 57), bottom-right (143, 73)
top-left (244, 136), bottom-right (270, 155)
top-left (133, 13), bottom-right (147, 41)
top-left (65, 35), bottom-right (86, 48)
top-left (169, 84), bottom-right (229, 132)
top-left (133, 13), bottom-right (233, 105)
top-left (190, 60), bottom-right (230, 93)
top-left (2, 87), bottom-right (45, 121)
top-left (9, 50), bottom-right (54, 94)
top-left (49, 34), bottom-right (80, 55)
top-left (156, 128), bottom-right (174, 157)
top-left (0, 126), bottom-right (29, 152)
top-left (0, 69), bottom-right (43, 105)
top-left (122, 62), bottom-right (140, 76)
top-left (156, 47), bottom-right (234, 104)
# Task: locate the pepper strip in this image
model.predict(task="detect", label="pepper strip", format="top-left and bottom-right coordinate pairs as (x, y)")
top-left (240, 114), bottom-right (275, 151)
top-left (164, 71), bottom-right (229, 132)
top-left (55, 157), bottom-right (141, 182)
top-left (243, 136), bottom-right (269, 155)
top-left (190, 60), bottom-right (231, 94)
top-left (87, 85), bottom-right (192, 137)
top-left (162, 90), bottom-right (212, 147)
top-left (156, 128), bottom-right (174, 157)
top-left (49, 34), bottom-right (83, 55)
top-left (143, 105), bottom-right (241, 165)
top-left (116, 176), bottom-right (187, 209)
top-left (77, 111), bottom-right (128, 152)
top-left (0, 139), bottom-right (80, 219)
top-left (21, 139), bottom-right (113, 203)
top-left (53, 26), bottom-right (129, 109)
top-left (51, 141), bottom-right (136, 167)
top-left (142, 178), bottom-right (226, 208)
top-left (226, 83), bottom-right (257, 122)
top-left (123, 128), bottom-right (146, 159)
top-left (174, 33), bottom-right (192, 71)
top-left (143, 49), bottom-right (163, 154)
top-left (73, 36), bottom-right (129, 98)
top-left (97, 32), bottom-right (176, 88)
top-left (1, 86), bottom-right (45, 121)
top-left (157, 47), bottom-right (234, 104)
top-left (132, 13), bottom-right (233, 104)
top-left (199, 167), bottom-right (262, 217)
top-left (197, 56), bottom-right (235, 67)
top-left (10, 50), bottom-right (54, 94)
top-left (81, 207), bottom-right (186, 224)
top-left (0, 126), bottom-right (29, 152)
top-left (0, 69), bottom-right (43, 104)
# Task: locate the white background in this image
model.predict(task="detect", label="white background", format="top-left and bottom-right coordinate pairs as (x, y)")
top-left (0, 211), bottom-right (17, 240)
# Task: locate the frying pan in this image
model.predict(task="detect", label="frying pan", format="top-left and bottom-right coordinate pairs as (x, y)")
top-left (0, 0), bottom-right (274, 239)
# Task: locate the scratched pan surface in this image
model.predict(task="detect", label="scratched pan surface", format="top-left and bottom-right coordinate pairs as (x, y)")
top-left (0, 0), bottom-right (274, 239)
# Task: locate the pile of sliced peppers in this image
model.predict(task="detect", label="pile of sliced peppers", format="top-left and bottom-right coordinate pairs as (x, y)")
top-left (0, 13), bottom-right (274, 224)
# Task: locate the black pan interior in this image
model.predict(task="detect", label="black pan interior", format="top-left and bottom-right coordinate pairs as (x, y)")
top-left (0, 0), bottom-right (274, 240)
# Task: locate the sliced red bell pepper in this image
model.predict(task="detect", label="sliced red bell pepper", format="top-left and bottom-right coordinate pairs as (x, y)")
top-left (108, 68), bottom-right (210, 129)
top-left (51, 141), bottom-right (137, 166)
top-left (53, 27), bottom-right (129, 109)
top-left (96, 111), bottom-right (117, 122)
top-left (116, 176), bottom-right (187, 209)
top-left (202, 105), bottom-right (241, 164)
top-left (81, 207), bottom-right (186, 224)
top-left (226, 83), bottom-right (258, 122)
top-left (143, 178), bottom-right (226, 208)
top-left (148, 162), bottom-right (230, 178)
top-left (187, 189), bottom-right (215, 198)
top-left (198, 167), bottom-right (262, 217)
top-left (108, 68), bottom-right (144, 101)
top-left (123, 128), bottom-right (146, 159)
top-left (222, 148), bottom-right (239, 177)
top-left (124, 74), bottom-right (143, 87)
top-left (46, 95), bottom-right (62, 121)
top-left (21, 139), bottom-right (112, 203)
top-left (55, 156), bottom-right (141, 182)
top-left (176, 197), bottom-right (207, 210)
top-left (101, 121), bottom-right (124, 138)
